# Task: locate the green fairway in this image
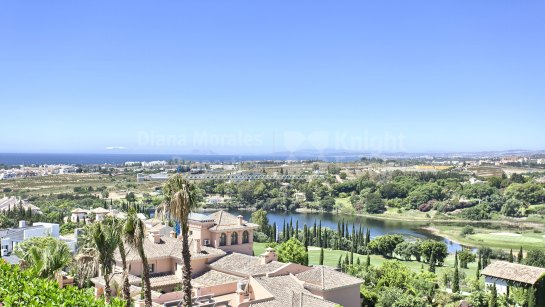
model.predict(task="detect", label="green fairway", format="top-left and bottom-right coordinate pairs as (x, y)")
top-left (433, 225), bottom-right (545, 250)
top-left (253, 242), bottom-right (478, 290)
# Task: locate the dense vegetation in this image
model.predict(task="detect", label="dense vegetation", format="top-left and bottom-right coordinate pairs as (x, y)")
top-left (0, 260), bottom-right (122, 306)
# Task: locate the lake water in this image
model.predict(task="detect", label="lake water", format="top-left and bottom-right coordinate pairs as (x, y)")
top-left (229, 210), bottom-right (463, 253)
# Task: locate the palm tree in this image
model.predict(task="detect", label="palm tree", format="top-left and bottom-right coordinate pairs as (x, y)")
top-left (123, 208), bottom-right (152, 307)
top-left (24, 239), bottom-right (72, 283)
top-left (162, 174), bottom-right (199, 307)
top-left (91, 220), bottom-right (120, 304)
top-left (117, 226), bottom-right (132, 307)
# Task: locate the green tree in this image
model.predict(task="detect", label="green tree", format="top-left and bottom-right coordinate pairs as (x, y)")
top-left (319, 247), bottom-right (324, 265)
top-left (250, 209), bottom-right (270, 233)
top-left (518, 246), bottom-right (524, 263)
top-left (527, 286), bottom-right (537, 307)
top-left (15, 237), bottom-right (72, 282)
top-left (365, 193), bottom-right (386, 214)
top-left (122, 210), bottom-right (152, 306)
top-left (90, 220), bottom-right (120, 304)
top-left (162, 175), bottom-right (200, 307)
top-left (276, 238), bottom-right (308, 265)
top-left (452, 252), bottom-right (460, 293)
top-left (420, 240), bottom-right (448, 265)
top-left (368, 234), bottom-right (404, 257)
top-left (489, 284), bottom-right (497, 307)
top-left (524, 249), bottom-right (545, 268)
top-left (458, 249), bottom-right (476, 269)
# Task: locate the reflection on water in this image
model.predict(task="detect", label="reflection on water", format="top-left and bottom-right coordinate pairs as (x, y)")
top-left (226, 210), bottom-right (463, 253)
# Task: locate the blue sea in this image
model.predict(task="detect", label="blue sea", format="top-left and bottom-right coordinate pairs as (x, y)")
top-left (0, 153), bottom-right (360, 166)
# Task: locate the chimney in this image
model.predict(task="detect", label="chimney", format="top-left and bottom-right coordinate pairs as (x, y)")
top-left (148, 230), bottom-right (161, 244)
top-left (169, 231), bottom-right (177, 239)
top-left (18, 220), bottom-right (26, 228)
top-left (260, 247), bottom-right (277, 264)
top-left (194, 239), bottom-right (201, 254)
top-left (237, 215), bottom-right (244, 226)
top-left (235, 281), bottom-right (247, 305)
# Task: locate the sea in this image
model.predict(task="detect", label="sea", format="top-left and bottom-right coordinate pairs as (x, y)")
top-left (0, 153), bottom-right (360, 166)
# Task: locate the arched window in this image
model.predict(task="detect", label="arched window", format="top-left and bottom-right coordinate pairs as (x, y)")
top-left (242, 231), bottom-right (249, 244)
top-left (231, 232), bottom-right (238, 245)
top-left (220, 233), bottom-right (227, 246)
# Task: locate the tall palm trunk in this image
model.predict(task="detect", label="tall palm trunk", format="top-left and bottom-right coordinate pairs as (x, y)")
top-left (138, 243), bottom-right (152, 307)
top-left (181, 223), bottom-right (192, 307)
top-left (104, 272), bottom-right (112, 304)
top-left (118, 241), bottom-right (131, 307)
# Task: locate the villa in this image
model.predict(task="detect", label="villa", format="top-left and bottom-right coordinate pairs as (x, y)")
top-left (91, 211), bottom-right (362, 307)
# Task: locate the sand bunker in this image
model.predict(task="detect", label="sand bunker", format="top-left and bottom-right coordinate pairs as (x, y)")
top-left (490, 232), bottom-right (522, 237)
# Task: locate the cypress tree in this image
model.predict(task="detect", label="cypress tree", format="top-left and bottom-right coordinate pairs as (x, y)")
top-left (518, 246), bottom-right (524, 263)
top-left (319, 248), bottom-right (324, 265)
top-left (341, 219), bottom-right (345, 238)
top-left (318, 221), bottom-right (322, 247)
top-left (428, 253), bottom-right (436, 273)
top-left (366, 228), bottom-right (371, 245)
top-left (527, 286), bottom-right (537, 307)
top-left (337, 255), bottom-right (342, 269)
top-left (313, 220), bottom-right (317, 245)
top-left (272, 222), bottom-right (277, 242)
top-left (453, 252), bottom-right (460, 293)
top-left (509, 249), bottom-right (514, 263)
top-left (356, 257), bottom-right (361, 266)
top-left (366, 253), bottom-right (371, 268)
top-left (489, 284), bottom-right (497, 307)
top-left (302, 224), bottom-right (308, 247)
top-left (295, 220), bottom-right (299, 239)
top-left (282, 220), bottom-right (286, 241)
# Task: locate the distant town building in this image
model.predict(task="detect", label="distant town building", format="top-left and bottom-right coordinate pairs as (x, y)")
top-left (136, 172), bottom-right (169, 183)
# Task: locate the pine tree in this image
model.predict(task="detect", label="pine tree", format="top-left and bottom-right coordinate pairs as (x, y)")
top-left (489, 284), bottom-right (497, 307)
top-left (319, 248), bottom-right (324, 265)
top-left (453, 252), bottom-right (460, 293)
top-left (518, 246), bottom-right (523, 263)
top-left (509, 249), bottom-right (514, 263)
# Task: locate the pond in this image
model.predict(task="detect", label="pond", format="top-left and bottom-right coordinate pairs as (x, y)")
top-left (228, 210), bottom-right (463, 253)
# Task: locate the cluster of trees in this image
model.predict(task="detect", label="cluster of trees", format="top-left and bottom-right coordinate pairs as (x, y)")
top-left (0, 259), bottom-right (123, 306)
top-left (195, 168), bottom-right (545, 220)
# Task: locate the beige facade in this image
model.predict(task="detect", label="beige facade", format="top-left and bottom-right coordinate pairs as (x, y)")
top-left (92, 211), bottom-right (363, 307)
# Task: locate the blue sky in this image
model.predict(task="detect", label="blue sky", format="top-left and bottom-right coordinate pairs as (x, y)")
top-left (0, 1), bottom-right (544, 154)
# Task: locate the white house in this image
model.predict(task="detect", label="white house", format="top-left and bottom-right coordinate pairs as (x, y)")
top-left (1, 221), bottom-right (77, 256)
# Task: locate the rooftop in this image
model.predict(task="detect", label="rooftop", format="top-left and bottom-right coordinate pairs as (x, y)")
top-left (481, 261), bottom-right (545, 285)
top-left (193, 269), bottom-right (243, 287)
top-left (116, 236), bottom-right (225, 263)
top-left (295, 265), bottom-right (362, 291)
top-left (209, 253), bottom-right (285, 277)
top-left (249, 275), bottom-right (336, 307)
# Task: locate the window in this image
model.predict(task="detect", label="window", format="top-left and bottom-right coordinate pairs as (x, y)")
top-left (231, 232), bottom-right (238, 245)
top-left (149, 264), bottom-right (155, 273)
top-left (242, 231), bottom-right (249, 244)
top-left (219, 233), bottom-right (227, 246)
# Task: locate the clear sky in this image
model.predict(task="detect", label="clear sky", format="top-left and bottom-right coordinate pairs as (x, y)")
top-left (0, 1), bottom-right (544, 154)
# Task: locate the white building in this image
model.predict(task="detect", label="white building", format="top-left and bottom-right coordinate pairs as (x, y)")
top-left (1, 221), bottom-right (77, 256)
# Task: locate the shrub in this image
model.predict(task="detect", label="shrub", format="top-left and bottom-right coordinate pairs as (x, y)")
top-left (460, 226), bottom-right (475, 237)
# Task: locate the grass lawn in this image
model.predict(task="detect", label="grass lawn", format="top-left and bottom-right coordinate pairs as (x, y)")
top-left (433, 225), bottom-right (545, 250)
top-left (253, 242), bottom-right (478, 290)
